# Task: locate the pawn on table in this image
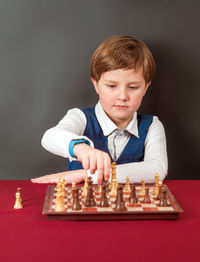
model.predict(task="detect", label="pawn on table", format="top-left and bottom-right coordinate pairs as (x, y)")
top-left (14, 188), bottom-right (22, 209)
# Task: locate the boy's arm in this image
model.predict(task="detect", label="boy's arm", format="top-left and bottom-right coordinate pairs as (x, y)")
top-left (117, 117), bottom-right (168, 183)
top-left (41, 108), bottom-right (93, 160)
top-left (87, 117), bottom-right (168, 184)
top-left (37, 107), bottom-right (111, 184)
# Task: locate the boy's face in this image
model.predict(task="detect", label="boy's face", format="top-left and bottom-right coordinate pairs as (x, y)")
top-left (91, 68), bottom-right (150, 129)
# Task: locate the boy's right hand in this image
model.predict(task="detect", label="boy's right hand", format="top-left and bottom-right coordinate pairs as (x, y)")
top-left (73, 143), bottom-right (111, 184)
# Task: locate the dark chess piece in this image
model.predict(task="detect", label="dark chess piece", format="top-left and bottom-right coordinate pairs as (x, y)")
top-left (159, 188), bottom-right (170, 207)
top-left (100, 184), bottom-right (109, 207)
top-left (102, 180), bottom-right (109, 193)
top-left (115, 184), bottom-right (127, 211)
top-left (143, 187), bottom-right (151, 203)
top-left (72, 186), bottom-right (81, 210)
top-left (85, 178), bottom-right (96, 207)
top-left (129, 184), bottom-right (138, 204)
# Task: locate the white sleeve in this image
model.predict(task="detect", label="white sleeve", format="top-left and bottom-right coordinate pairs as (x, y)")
top-left (88, 116), bottom-right (168, 184)
top-left (41, 108), bottom-right (94, 160)
top-left (116, 116), bottom-right (168, 183)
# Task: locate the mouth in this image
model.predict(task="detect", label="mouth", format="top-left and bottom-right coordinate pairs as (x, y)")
top-left (114, 105), bottom-right (128, 109)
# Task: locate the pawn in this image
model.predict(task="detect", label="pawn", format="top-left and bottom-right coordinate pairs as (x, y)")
top-left (14, 188), bottom-right (22, 209)
top-left (156, 181), bottom-right (163, 200)
top-left (140, 179), bottom-right (146, 195)
top-left (143, 187), bottom-right (151, 203)
top-left (159, 188), bottom-right (170, 207)
top-left (123, 176), bottom-right (131, 193)
top-left (100, 184), bottom-right (109, 207)
top-left (115, 184), bottom-right (127, 211)
top-left (72, 186), bottom-right (81, 210)
top-left (85, 178), bottom-right (96, 207)
top-left (129, 184), bottom-right (138, 204)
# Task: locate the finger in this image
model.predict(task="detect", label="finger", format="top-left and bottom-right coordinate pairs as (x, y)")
top-left (96, 152), bottom-right (104, 184)
top-left (104, 154), bottom-right (111, 181)
top-left (81, 154), bottom-right (90, 170)
top-left (89, 150), bottom-right (97, 174)
top-left (31, 174), bottom-right (59, 184)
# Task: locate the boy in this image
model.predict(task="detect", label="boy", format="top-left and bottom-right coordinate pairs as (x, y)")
top-left (32, 35), bottom-right (168, 184)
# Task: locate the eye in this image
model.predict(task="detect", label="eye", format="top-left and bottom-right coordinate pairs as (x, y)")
top-left (107, 84), bottom-right (116, 88)
top-left (129, 86), bottom-right (136, 89)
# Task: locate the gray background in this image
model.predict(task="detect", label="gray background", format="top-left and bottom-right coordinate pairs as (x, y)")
top-left (0, 0), bottom-right (199, 180)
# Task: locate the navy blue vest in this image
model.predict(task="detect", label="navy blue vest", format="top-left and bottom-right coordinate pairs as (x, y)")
top-left (68, 108), bottom-right (153, 170)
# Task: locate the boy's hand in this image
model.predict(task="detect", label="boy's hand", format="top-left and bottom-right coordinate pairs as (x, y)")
top-left (31, 169), bottom-right (87, 184)
top-left (73, 143), bottom-right (111, 184)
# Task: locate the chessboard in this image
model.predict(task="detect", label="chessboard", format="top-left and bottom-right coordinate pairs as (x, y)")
top-left (42, 182), bottom-right (183, 220)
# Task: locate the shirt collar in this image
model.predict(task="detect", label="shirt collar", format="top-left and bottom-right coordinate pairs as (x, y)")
top-left (95, 101), bottom-right (139, 138)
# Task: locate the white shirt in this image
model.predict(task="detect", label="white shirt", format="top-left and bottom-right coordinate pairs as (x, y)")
top-left (41, 101), bottom-right (168, 183)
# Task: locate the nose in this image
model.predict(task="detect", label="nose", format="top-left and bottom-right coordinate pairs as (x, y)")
top-left (118, 87), bottom-right (128, 101)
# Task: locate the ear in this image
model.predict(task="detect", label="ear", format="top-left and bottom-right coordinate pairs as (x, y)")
top-left (143, 81), bottom-right (151, 96)
top-left (91, 78), bottom-right (99, 94)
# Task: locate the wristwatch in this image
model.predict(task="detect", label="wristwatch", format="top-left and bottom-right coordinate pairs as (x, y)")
top-left (69, 139), bottom-right (90, 158)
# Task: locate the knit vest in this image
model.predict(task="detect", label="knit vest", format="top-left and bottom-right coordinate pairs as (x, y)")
top-left (68, 108), bottom-right (153, 170)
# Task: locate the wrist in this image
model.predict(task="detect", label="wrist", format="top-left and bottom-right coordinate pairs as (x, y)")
top-left (69, 139), bottom-right (90, 158)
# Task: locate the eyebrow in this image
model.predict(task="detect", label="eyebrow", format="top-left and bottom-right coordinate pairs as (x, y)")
top-left (105, 80), bottom-right (143, 85)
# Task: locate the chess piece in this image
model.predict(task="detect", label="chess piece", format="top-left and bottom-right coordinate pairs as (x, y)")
top-left (55, 194), bottom-right (65, 212)
top-left (70, 182), bottom-right (76, 198)
top-left (155, 173), bottom-right (159, 183)
top-left (72, 186), bottom-right (81, 210)
top-left (115, 184), bottom-right (127, 211)
top-left (56, 177), bottom-right (66, 197)
top-left (143, 187), bottom-right (151, 203)
top-left (85, 177), bottom-right (96, 207)
top-left (97, 184), bottom-right (102, 193)
top-left (82, 176), bottom-right (88, 197)
top-left (123, 176), bottom-right (131, 193)
top-left (129, 184), bottom-right (138, 204)
top-left (109, 162), bottom-right (117, 190)
top-left (159, 188), bottom-right (170, 207)
top-left (156, 181), bottom-right (163, 200)
top-left (153, 181), bottom-right (159, 197)
top-left (14, 188), bottom-right (22, 209)
top-left (140, 179), bottom-right (146, 195)
top-left (110, 178), bottom-right (118, 196)
top-left (99, 184), bottom-right (109, 207)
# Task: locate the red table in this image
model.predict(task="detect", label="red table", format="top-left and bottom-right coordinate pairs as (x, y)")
top-left (0, 180), bottom-right (199, 262)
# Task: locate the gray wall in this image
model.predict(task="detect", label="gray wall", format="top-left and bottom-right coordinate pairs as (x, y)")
top-left (0, 0), bottom-right (199, 180)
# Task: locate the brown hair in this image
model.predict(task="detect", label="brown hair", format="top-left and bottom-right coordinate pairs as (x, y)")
top-left (90, 35), bottom-right (156, 83)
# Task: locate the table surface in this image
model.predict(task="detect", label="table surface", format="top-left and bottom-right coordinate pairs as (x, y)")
top-left (0, 180), bottom-right (199, 262)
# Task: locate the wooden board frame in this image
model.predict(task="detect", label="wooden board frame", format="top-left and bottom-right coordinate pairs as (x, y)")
top-left (42, 184), bottom-right (183, 220)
